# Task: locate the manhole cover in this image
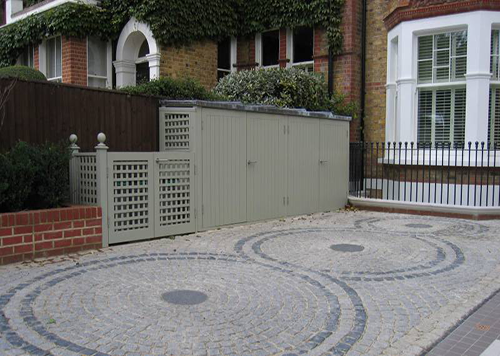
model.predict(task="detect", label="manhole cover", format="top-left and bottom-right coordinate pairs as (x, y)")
top-left (405, 223), bottom-right (433, 229)
top-left (161, 290), bottom-right (208, 305)
top-left (330, 244), bottom-right (364, 252)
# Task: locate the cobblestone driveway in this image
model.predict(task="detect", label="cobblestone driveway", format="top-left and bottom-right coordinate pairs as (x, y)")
top-left (1, 211), bottom-right (500, 356)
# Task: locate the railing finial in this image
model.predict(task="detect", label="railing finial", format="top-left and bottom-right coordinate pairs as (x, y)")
top-left (95, 132), bottom-right (108, 150)
top-left (69, 134), bottom-right (80, 154)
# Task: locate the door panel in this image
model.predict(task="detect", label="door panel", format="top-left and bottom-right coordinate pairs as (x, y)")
top-left (201, 109), bottom-right (247, 229)
top-left (287, 117), bottom-right (320, 216)
top-left (319, 121), bottom-right (349, 211)
top-left (247, 114), bottom-right (287, 221)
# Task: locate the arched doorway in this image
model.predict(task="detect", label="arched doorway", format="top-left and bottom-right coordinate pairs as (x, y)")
top-left (114, 18), bottom-right (160, 87)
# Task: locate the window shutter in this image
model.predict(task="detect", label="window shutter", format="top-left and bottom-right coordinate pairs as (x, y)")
top-left (434, 89), bottom-right (451, 143)
top-left (418, 90), bottom-right (433, 142)
top-left (434, 33), bottom-right (451, 82)
top-left (452, 88), bottom-right (466, 144)
top-left (418, 36), bottom-right (433, 83)
top-left (490, 87), bottom-right (500, 145)
top-left (492, 30), bottom-right (499, 80)
top-left (451, 31), bottom-right (467, 80)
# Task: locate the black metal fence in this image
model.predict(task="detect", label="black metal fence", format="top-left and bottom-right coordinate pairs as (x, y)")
top-left (349, 142), bottom-right (500, 207)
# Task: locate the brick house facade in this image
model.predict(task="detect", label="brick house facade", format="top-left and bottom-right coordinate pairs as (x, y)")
top-left (3, 0), bottom-right (500, 145)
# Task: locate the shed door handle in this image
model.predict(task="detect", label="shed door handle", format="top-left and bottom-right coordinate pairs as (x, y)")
top-left (248, 160), bottom-right (257, 165)
top-left (320, 160), bottom-right (328, 164)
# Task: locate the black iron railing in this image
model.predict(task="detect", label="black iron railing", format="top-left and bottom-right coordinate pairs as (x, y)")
top-left (349, 142), bottom-right (500, 207)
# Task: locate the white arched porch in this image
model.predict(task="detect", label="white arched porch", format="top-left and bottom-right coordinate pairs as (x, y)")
top-left (113, 18), bottom-right (161, 87)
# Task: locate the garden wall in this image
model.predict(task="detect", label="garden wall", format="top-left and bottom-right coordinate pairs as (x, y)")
top-left (0, 206), bottom-right (102, 265)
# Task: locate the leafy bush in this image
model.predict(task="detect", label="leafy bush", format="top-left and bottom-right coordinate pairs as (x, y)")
top-left (214, 67), bottom-right (357, 116)
top-left (0, 66), bottom-right (47, 81)
top-left (0, 141), bottom-right (70, 213)
top-left (121, 77), bottom-right (225, 101)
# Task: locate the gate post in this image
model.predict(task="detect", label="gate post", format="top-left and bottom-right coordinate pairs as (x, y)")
top-left (95, 133), bottom-right (110, 248)
top-left (68, 134), bottom-right (80, 205)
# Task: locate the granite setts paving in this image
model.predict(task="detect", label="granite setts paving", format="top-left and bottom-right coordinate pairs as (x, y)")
top-left (1, 211), bottom-right (500, 356)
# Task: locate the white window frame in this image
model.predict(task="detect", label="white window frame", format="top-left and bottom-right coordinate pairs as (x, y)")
top-left (489, 85), bottom-right (500, 145)
top-left (45, 35), bottom-right (62, 82)
top-left (491, 29), bottom-right (500, 81)
top-left (489, 28), bottom-right (500, 145)
top-left (87, 36), bottom-right (110, 88)
top-left (217, 36), bottom-right (237, 79)
top-left (255, 29), bottom-right (280, 69)
top-left (416, 30), bottom-right (468, 145)
top-left (286, 27), bottom-right (314, 72)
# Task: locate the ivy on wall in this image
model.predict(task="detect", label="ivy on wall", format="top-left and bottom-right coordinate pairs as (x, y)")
top-left (0, 0), bottom-right (345, 67)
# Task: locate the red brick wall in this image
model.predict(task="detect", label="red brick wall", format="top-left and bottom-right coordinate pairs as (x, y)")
top-left (279, 29), bottom-right (288, 68)
top-left (62, 36), bottom-right (87, 86)
top-left (0, 206), bottom-right (102, 265)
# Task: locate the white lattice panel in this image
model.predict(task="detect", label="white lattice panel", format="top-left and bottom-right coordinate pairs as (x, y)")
top-left (157, 159), bottom-right (191, 226)
top-left (160, 110), bottom-right (192, 151)
top-left (75, 154), bottom-right (97, 205)
top-left (107, 154), bottom-right (155, 244)
top-left (155, 152), bottom-right (195, 236)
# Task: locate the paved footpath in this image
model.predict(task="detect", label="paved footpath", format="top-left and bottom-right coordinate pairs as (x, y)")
top-left (1, 211), bottom-right (500, 356)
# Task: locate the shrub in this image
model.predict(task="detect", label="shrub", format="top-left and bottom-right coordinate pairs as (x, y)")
top-left (214, 67), bottom-right (357, 116)
top-left (0, 141), bottom-right (70, 213)
top-left (0, 66), bottom-right (47, 81)
top-left (121, 77), bottom-right (225, 101)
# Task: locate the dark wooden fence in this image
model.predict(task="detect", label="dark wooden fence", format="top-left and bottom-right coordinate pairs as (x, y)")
top-left (0, 78), bottom-right (160, 152)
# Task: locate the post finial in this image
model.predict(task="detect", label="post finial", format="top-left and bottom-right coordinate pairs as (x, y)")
top-left (95, 132), bottom-right (109, 150)
top-left (69, 134), bottom-right (80, 154)
top-left (69, 134), bottom-right (78, 144)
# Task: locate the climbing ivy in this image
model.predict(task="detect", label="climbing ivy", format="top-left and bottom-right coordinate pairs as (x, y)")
top-left (0, 0), bottom-right (345, 67)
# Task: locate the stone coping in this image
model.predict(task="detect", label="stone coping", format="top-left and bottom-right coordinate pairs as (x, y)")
top-left (160, 100), bottom-right (352, 122)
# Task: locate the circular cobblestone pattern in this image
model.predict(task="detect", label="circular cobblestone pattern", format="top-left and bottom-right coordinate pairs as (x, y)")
top-left (1, 211), bottom-right (500, 356)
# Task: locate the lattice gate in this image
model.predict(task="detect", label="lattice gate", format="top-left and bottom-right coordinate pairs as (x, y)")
top-left (106, 152), bottom-right (195, 244)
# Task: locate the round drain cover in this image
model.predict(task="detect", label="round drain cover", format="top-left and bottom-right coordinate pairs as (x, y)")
top-left (405, 223), bottom-right (433, 229)
top-left (330, 244), bottom-right (364, 252)
top-left (161, 290), bottom-right (208, 305)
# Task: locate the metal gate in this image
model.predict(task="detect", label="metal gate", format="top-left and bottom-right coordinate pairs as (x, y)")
top-left (106, 152), bottom-right (195, 244)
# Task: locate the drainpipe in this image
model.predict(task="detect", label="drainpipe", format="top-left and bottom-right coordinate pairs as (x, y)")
top-left (360, 0), bottom-right (367, 142)
top-left (328, 46), bottom-right (334, 96)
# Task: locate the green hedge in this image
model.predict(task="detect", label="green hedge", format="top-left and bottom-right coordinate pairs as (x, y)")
top-left (0, 66), bottom-right (46, 81)
top-left (0, 142), bottom-right (71, 213)
top-left (120, 77), bottom-right (225, 101)
top-left (214, 68), bottom-right (357, 116)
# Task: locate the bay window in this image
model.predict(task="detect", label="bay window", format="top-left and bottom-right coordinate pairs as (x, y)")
top-left (46, 36), bottom-right (62, 82)
top-left (417, 31), bottom-right (467, 144)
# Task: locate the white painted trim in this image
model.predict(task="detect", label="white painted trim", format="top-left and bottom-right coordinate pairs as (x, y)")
top-left (230, 36), bottom-right (237, 73)
top-left (114, 18), bottom-right (160, 87)
top-left (387, 10), bottom-right (500, 144)
top-left (255, 29), bottom-right (280, 69)
top-left (5, 0), bottom-right (98, 25)
top-left (349, 196), bottom-right (500, 216)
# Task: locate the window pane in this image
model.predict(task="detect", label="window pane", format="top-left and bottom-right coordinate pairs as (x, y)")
top-left (453, 31), bottom-right (467, 57)
top-left (47, 38), bottom-right (55, 79)
top-left (489, 87), bottom-right (500, 145)
top-left (88, 77), bottom-right (107, 88)
top-left (218, 37), bottom-right (231, 71)
top-left (262, 30), bottom-right (279, 66)
top-left (136, 62), bottom-right (150, 85)
top-left (453, 88), bottom-right (466, 143)
top-left (492, 30), bottom-right (499, 80)
top-left (293, 27), bottom-right (313, 63)
top-left (434, 89), bottom-right (451, 143)
top-left (55, 36), bottom-right (62, 77)
top-left (418, 60), bottom-right (432, 83)
top-left (88, 37), bottom-right (107, 77)
top-left (138, 39), bottom-right (149, 58)
top-left (435, 33), bottom-right (450, 50)
top-left (418, 36), bottom-right (433, 60)
top-left (418, 91), bottom-right (433, 143)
